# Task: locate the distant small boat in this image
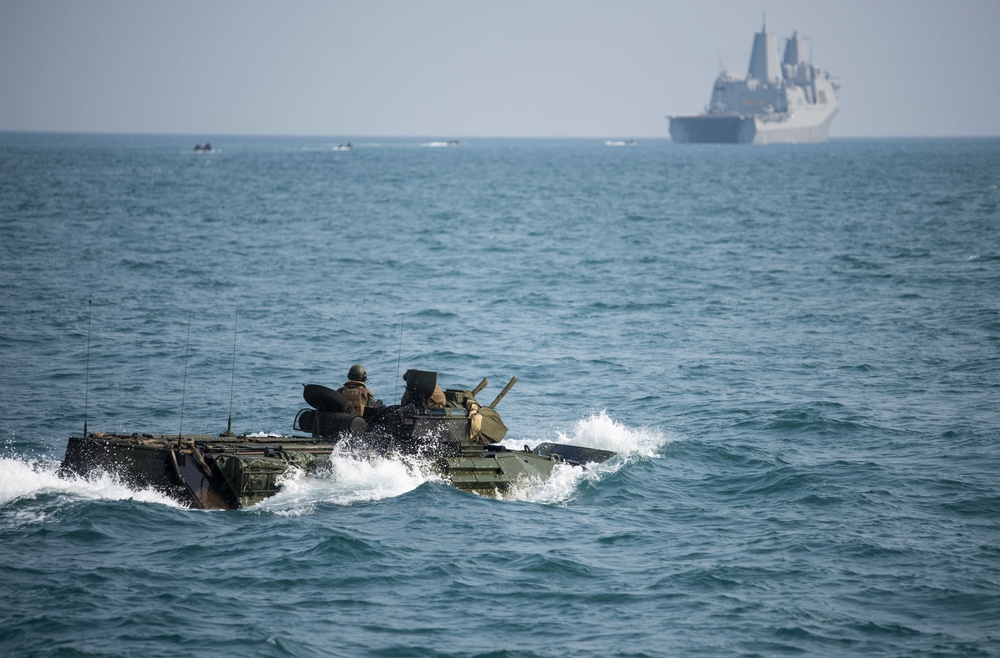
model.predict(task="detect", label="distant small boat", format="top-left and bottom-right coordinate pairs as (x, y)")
top-left (333, 142), bottom-right (352, 151)
top-left (424, 140), bottom-right (461, 147)
top-left (193, 142), bottom-right (215, 153)
top-left (605, 140), bottom-right (636, 147)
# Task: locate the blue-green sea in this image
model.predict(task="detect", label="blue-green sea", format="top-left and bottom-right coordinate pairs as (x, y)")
top-left (1, 133), bottom-right (999, 656)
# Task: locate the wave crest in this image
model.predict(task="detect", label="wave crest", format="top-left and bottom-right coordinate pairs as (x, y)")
top-left (543, 410), bottom-right (671, 459)
top-left (502, 411), bottom-right (674, 504)
top-left (253, 446), bottom-right (438, 515)
top-left (0, 456), bottom-right (183, 513)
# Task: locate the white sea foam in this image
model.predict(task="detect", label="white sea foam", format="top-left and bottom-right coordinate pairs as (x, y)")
top-left (0, 456), bottom-right (183, 511)
top-left (501, 411), bottom-right (673, 504)
top-left (505, 461), bottom-right (591, 504)
top-left (253, 447), bottom-right (438, 515)
top-left (518, 410), bottom-right (672, 459)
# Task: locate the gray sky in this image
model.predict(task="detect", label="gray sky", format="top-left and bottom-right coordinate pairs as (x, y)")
top-left (2, 0), bottom-right (998, 138)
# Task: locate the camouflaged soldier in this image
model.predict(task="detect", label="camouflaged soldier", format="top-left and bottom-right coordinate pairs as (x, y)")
top-left (338, 364), bottom-right (375, 416)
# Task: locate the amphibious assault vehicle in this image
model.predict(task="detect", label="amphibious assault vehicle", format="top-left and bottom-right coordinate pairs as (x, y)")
top-left (61, 370), bottom-right (615, 510)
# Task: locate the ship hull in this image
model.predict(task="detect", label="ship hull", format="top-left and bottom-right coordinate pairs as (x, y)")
top-left (670, 107), bottom-right (838, 145)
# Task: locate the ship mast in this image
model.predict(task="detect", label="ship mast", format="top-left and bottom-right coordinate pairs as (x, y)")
top-left (748, 13), bottom-right (781, 83)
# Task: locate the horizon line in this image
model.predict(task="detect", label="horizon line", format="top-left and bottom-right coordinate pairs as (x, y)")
top-left (2, 129), bottom-right (1000, 141)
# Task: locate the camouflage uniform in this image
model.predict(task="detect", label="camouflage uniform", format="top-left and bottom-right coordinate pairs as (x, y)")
top-left (338, 380), bottom-right (374, 416)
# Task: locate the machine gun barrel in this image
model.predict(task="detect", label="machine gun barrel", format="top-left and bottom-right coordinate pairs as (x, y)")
top-left (488, 377), bottom-right (517, 409)
top-left (471, 378), bottom-right (488, 397)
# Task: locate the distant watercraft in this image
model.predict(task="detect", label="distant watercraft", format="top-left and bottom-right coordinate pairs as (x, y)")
top-left (193, 142), bottom-right (216, 153)
top-left (333, 142), bottom-right (352, 151)
top-left (668, 22), bottom-right (840, 144)
top-left (605, 140), bottom-right (636, 147)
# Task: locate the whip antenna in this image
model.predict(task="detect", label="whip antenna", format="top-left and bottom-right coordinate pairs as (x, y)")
top-left (393, 315), bottom-right (404, 401)
top-left (178, 312), bottom-right (192, 443)
top-left (83, 299), bottom-right (92, 437)
top-left (225, 300), bottom-right (239, 436)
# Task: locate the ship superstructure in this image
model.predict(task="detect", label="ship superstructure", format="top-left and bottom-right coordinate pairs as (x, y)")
top-left (669, 24), bottom-right (840, 144)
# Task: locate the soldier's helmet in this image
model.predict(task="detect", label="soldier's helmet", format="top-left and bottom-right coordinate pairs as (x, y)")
top-left (348, 364), bottom-right (367, 382)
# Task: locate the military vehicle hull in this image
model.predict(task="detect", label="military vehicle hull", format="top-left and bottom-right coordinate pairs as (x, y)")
top-left (61, 374), bottom-right (615, 510)
top-left (62, 432), bottom-right (332, 510)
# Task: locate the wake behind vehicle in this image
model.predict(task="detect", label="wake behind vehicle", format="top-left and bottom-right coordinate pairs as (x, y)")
top-left (61, 370), bottom-right (615, 510)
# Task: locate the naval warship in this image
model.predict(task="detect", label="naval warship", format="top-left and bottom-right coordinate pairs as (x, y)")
top-left (669, 23), bottom-right (840, 144)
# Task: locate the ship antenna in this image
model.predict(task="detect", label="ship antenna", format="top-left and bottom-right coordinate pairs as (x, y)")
top-left (83, 299), bottom-right (92, 437)
top-left (178, 312), bottom-right (192, 443)
top-left (225, 299), bottom-right (239, 436)
top-left (393, 315), bottom-right (404, 401)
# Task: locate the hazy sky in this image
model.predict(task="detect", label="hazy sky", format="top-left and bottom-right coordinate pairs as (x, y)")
top-left (2, 0), bottom-right (998, 138)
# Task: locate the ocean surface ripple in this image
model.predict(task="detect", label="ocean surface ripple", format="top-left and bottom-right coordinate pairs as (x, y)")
top-left (1, 134), bottom-right (999, 656)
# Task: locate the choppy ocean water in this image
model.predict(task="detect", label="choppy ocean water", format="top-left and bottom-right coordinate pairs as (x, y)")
top-left (1, 133), bottom-right (998, 657)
